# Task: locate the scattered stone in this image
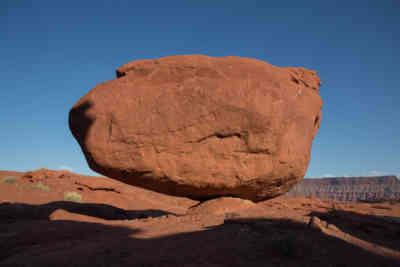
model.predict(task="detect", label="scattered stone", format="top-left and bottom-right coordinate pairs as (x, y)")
top-left (308, 216), bottom-right (326, 231)
top-left (308, 216), bottom-right (340, 233)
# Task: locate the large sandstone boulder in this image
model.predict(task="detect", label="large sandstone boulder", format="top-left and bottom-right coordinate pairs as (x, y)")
top-left (69, 55), bottom-right (322, 202)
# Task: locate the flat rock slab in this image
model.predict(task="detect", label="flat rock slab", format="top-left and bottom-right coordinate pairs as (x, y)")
top-left (69, 55), bottom-right (322, 202)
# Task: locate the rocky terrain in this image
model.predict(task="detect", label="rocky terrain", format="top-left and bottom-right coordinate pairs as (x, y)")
top-left (1, 169), bottom-right (399, 266)
top-left (285, 176), bottom-right (400, 202)
top-left (3, 56), bottom-right (398, 266)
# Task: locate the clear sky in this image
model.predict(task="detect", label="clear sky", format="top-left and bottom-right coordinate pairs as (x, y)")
top-left (1, 1), bottom-right (399, 178)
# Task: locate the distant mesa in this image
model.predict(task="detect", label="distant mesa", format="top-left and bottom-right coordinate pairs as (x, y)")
top-left (69, 55), bottom-right (323, 202)
top-left (284, 176), bottom-right (400, 202)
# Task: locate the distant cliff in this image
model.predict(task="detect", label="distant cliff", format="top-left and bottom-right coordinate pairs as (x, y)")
top-left (284, 176), bottom-right (400, 202)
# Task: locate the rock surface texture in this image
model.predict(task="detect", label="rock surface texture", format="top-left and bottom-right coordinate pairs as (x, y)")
top-left (285, 176), bottom-right (400, 202)
top-left (69, 55), bottom-right (323, 202)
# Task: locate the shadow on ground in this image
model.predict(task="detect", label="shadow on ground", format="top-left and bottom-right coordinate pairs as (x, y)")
top-left (0, 201), bottom-right (175, 221)
top-left (309, 209), bottom-right (400, 251)
top-left (0, 203), bottom-right (398, 267)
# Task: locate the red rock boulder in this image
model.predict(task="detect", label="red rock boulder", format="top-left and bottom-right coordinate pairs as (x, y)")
top-left (69, 55), bottom-right (322, 202)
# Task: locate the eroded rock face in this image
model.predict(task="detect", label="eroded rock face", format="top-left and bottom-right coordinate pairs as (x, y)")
top-left (69, 55), bottom-right (322, 202)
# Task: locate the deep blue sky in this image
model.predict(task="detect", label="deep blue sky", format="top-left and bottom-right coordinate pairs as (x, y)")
top-left (1, 1), bottom-right (399, 178)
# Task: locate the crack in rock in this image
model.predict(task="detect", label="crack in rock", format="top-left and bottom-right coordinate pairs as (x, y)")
top-left (189, 132), bottom-right (243, 144)
top-left (74, 182), bottom-right (121, 193)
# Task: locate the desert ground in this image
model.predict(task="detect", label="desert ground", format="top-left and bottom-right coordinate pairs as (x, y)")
top-left (1, 169), bottom-right (399, 267)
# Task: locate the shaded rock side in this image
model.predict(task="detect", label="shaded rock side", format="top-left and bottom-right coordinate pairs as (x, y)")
top-left (284, 176), bottom-right (400, 202)
top-left (69, 55), bottom-right (323, 202)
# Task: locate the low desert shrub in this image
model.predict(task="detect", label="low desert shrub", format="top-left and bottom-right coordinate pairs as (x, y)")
top-left (31, 182), bottom-right (50, 192)
top-left (64, 191), bottom-right (82, 203)
top-left (1, 176), bottom-right (17, 184)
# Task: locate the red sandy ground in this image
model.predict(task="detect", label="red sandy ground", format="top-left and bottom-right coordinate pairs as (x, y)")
top-left (0, 169), bottom-right (399, 267)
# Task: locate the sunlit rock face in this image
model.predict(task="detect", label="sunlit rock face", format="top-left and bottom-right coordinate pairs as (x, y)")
top-left (69, 55), bottom-right (322, 202)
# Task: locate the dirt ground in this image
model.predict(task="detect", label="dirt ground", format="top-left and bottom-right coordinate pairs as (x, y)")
top-left (1, 169), bottom-right (399, 267)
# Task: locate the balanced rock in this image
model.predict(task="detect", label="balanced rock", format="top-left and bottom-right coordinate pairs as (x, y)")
top-left (69, 55), bottom-right (322, 202)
